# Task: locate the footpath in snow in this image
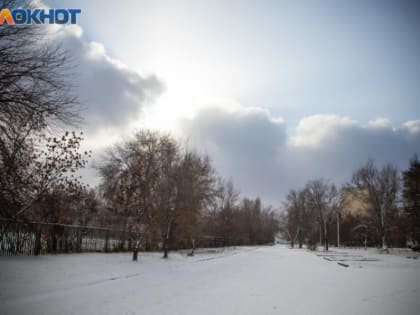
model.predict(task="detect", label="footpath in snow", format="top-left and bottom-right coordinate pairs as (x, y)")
top-left (1, 245), bottom-right (419, 315)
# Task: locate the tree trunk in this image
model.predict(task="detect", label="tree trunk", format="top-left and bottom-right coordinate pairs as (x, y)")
top-left (293, 226), bottom-right (300, 249)
top-left (380, 205), bottom-right (387, 250)
top-left (381, 235), bottom-right (387, 250)
top-left (104, 230), bottom-right (109, 253)
top-left (364, 232), bottom-right (368, 250)
top-left (323, 222), bottom-right (329, 251)
top-left (319, 223), bottom-right (322, 247)
top-left (163, 215), bottom-right (172, 259)
top-left (132, 249), bottom-right (138, 261)
top-left (34, 228), bottom-right (42, 256)
top-left (188, 238), bottom-right (195, 256)
top-left (287, 230), bottom-right (294, 248)
top-left (298, 225), bottom-right (303, 248)
top-left (76, 228), bottom-right (82, 253)
top-left (163, 240), bottom-right (169, 258)
top-left (120, 218), bottom-right (128, 251)
top-left (50, 232), bottom-right (58, 253)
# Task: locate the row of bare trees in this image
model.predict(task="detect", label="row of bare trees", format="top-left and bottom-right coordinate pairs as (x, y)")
top-left (280, 179), bottom-right (340, 251)
top-left (280, 158), bottom-right (419, 251)
top-left (200, 181), bottom-right (278, 247)
top-left (97, 131), bottom-right (279, 258)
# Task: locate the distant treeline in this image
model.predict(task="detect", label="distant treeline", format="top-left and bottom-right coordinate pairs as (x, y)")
top-left (279, 157), bottom-right (420, 250)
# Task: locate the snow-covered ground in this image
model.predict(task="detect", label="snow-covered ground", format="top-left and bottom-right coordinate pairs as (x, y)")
top-left (1, 245), bottom-right (419, 315)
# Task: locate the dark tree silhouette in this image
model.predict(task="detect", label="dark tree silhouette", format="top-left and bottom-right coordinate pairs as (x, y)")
top-left (351, 160), bottom-right (399, 250)
top-left (0, 0), bottom-right (85, 245)
top-left (402, 155), bottom-right (420, 245)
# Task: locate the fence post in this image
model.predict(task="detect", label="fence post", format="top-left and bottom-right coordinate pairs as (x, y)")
top-left (76, 227), bottom-right (81, 253)
top-left (104, 229), bottom-right (109, 253)
top-left (34, 223), bottom-right (42, 256)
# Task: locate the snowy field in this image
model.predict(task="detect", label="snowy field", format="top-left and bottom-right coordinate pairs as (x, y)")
top-left (1, 245), bottom-right (419, 315)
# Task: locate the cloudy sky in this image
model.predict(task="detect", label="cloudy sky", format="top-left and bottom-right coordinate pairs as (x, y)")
top-left (43, 0), bottom-right (420, 205)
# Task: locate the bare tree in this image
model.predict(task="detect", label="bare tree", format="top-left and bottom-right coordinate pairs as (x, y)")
top-left (402, 155), bottom-right (420, 246)
top-left (306, 179), bottom-right (340, 251)
top-left (171, 150), bottom-right (216, 256)
top-left (216, 179), bottom-right (239, 246)
top-left (73, 188), bottom-right (100, 227)
top-left (99, 131), bottom-right (167, 254)
top-left (154, 135), bottom-right (180, 258)
top-left (351, 160), bottom-right (399, 249)
top-left (99, 131), bottom-right (218, 259)
top-left (1, 132), bottom-right (89, 221)
top-left (99, 145), bottom-right (139, 249)
top-left (0, 0), bottom-right (82, 230)
top-left (283, 188), bottom-right (309, 248)
top-left (236, 197), bottom-right (278, 245)
top-left (0, 0), bottom-right (80, 132)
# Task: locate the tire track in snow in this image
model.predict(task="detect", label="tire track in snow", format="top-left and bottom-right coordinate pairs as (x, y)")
top-left (194, 247), bottom-right (261, 262)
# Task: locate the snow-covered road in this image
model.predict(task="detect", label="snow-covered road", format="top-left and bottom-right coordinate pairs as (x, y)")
top-left (1, 246), bottom-right (419, 315)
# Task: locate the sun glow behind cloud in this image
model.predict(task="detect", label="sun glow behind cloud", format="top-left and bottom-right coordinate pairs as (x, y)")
top-left (137, 40), bottom-right (242, 132)
top-left (100, 2), bottom-right (247, 132)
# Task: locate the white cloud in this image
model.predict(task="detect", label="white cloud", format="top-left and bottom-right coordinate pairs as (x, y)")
top-left (48, 22), bottom-right (163, 136)
top-left (367, 117), bottom-right (393, 129)
top-left (290, 115), bottom-right (357, 147)
top-left (403, 120), bottom-right (420, 134)
top-left (38, 16), bottom-right (164, 187)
